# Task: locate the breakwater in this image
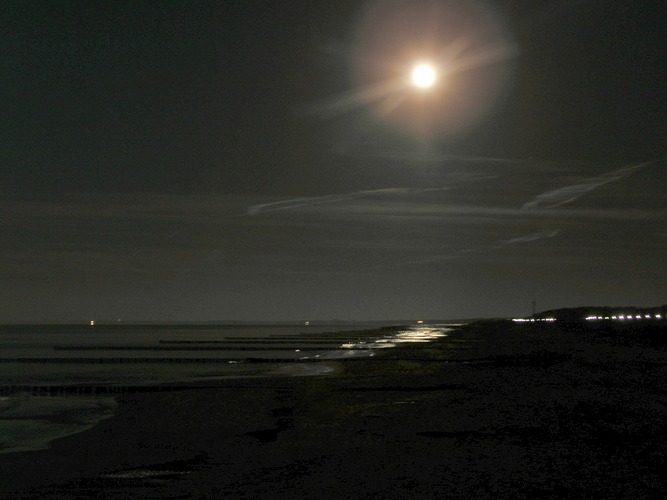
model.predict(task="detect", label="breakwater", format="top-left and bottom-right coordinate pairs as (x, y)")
top-left (53, 345), bottom-right (371, 351)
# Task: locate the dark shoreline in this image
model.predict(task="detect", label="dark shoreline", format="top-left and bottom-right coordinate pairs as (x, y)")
top-left (1, 321), bottom-right (665, 498)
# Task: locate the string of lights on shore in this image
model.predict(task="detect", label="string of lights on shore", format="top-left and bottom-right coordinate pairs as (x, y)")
top-left (512, 314), bottom-right (665, 323)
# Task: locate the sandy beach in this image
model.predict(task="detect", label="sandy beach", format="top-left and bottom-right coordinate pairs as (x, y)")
top-left (1, 321), bottom-right (665, 499)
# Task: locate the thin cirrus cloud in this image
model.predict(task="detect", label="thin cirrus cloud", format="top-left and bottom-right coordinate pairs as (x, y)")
top-left (379, 229), bottom-right (561, 270)
top-left (522, 160), bottom-right (658, 210)
top-left (492, 230), bottom-right (560, 248)
top-left (245, 172), bottom-right (502, 217)
top-left (238, 157), bottom-right (664, 272)
top-left (245, 187), bottom-right (452, 216)
top-left (245, 159), bottom-right (659, 222)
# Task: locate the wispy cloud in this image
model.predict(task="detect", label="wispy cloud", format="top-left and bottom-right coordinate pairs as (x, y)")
top-left (246, 187), bottom-right (450, 216)
top-left (456, 229), bottom-right (560, 257)
top-left (331, 147), bottom-right (535, 165)
top-left (380, 229), bottom-right (561, 270)
top-left (522, 160), bottom-right (657, 210)
top-left (246, 170), bottom-right (509, 217)
top-left (492, 230), bottom-right (559, 248)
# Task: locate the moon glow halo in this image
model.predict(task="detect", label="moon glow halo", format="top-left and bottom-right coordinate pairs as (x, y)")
top-left (411, 64), bottom-right (437, 88)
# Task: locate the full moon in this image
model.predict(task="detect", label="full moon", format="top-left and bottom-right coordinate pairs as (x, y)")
top-left (411, 64), bottom-right (437, 88)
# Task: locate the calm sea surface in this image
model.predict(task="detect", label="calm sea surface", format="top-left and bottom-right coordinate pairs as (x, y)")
top-left (0, 323), bottom-right (450, 453)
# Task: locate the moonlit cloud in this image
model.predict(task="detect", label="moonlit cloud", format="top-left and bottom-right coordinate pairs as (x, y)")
top-left (384, 229), bottom-right (561, 269)
top-left (493, 230), bottom-right (559, 248)
top-left (522, 160), bottom-right (657, 210)
top-left (331, 147), bottom-right (534, 166)
top-left (245, 187), bottom-right (451, 216)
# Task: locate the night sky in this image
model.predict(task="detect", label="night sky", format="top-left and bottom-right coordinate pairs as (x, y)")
top-left (1, 0), bottom-right (665, 322)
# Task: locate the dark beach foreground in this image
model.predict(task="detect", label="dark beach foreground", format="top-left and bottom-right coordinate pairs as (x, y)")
top-left (1, 321), bottom-right (665, 499)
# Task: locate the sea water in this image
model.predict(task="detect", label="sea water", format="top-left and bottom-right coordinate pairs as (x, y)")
top-left (0, 323), bottom-right (450, 453)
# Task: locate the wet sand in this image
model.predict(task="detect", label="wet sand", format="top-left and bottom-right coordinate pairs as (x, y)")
top-left (1, 321), bottom-right (665, 499)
